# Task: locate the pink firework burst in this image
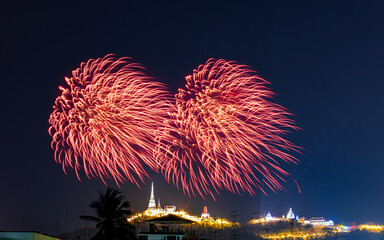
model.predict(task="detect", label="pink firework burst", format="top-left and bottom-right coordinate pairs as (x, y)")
top-left (49, 54), bottom-right (173, 186)
top-left (155, 59), bottom-right (299, 199)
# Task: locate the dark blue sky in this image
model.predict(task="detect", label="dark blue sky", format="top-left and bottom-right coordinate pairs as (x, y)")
top-left (1, 0), bottom-right (384, 235)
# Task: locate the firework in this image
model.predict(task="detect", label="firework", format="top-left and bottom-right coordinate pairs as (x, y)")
top-left (49, 54), bottom-right (173, 185)
top-left (155, 59), bottom-right (299, 198)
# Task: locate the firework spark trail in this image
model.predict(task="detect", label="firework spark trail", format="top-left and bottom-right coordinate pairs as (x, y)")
top-left (49, 54), bottom-right (173, 186)
top-left (155, 59), bottom-right (299, 199)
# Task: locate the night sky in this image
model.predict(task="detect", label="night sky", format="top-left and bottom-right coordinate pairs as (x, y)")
top-left (1, 0), bottom-right (384, 235)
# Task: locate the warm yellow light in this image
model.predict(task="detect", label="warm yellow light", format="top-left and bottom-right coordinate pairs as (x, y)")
top-left (127, 209), bottom-right (232, 228)
top-left (262, 232), bottom-right (326, 239)
top-left (249, 218), bottom-right (265, 224)
top-left (359, 225), bottom-right (384, 232)
top-left (249, 217), bottom-right (286, 225)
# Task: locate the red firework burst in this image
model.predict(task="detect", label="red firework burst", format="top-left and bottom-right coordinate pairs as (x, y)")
top-left (49, 54), bottom-right (173, 186)
top-left (155, 59), bottom-right (299, 198)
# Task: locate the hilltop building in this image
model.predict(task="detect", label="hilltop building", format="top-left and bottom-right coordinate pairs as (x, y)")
top-left (165, 205), bottom-right (176, 212)
top-left (146, 182), bottom-right (178, 214)
top-left (201, 206), bottom-right (210, 219)
top-left (140, 183), bottom-right (199, 240)
top-left (265, 212), bottom-right (282, 222)
top-left (304, 217), bottom-right (334, 227)
top-left (252, 208), bottom-right (300, 224)
top-left (147, 182), bottom-right (157, 210)
top-left (286, 208), bottom-right (295, 219)
top-left (129, 182), bottom-right (231, 228)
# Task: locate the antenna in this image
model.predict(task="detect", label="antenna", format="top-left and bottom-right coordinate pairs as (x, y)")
top-left (231, 210), bottom-right (240, 240)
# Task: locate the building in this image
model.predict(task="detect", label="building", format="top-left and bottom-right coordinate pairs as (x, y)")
top-left (265, 212), bottom-right (284, 222)
top-left (286, 208), bottom-right (295, 219)
top-left (146, 182), bottom-right (166, 215)
top-left (254, 208), bottom-right (298, 223)
top-left (164, 205), bottom-right (176, 212)
top-left (147, 182), bottom-right (157, 210)
top-left (201, 206), bottom-right (210, 219)
top-left (0, 232), bottom-right (60, 240)
top-left (304, 217), bottom-right (334, 227)
top-left (138, 214), bottom-right (195, 240)
top-left (130, 182), bottom-right (231, 236)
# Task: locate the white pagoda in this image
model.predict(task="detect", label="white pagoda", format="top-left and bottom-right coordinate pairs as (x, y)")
top-left (287, 208), bottom-right (295, 219)
top-left (147, 182), bottom-right (156, 210)
top-left (201, 206), bottom-right (210, 219)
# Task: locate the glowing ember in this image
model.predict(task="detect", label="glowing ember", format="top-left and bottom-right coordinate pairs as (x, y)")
top-left (49, 54), bottom-right (173, 185)
top-left (155, 58), bottom-right (299, 198)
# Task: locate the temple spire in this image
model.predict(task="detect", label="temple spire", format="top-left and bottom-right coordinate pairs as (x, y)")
top-left (147, 182), bottom-right (156, 210)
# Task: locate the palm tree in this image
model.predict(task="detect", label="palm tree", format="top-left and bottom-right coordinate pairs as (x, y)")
top-left (80, 188), bottom-right (137, 240)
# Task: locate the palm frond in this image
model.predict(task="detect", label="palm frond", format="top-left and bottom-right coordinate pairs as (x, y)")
top-left (81, 188), bottom-right (137, 239)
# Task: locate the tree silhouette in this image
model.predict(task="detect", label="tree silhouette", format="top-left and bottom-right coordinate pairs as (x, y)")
top-left (80, 188), bottom-right (137, 240)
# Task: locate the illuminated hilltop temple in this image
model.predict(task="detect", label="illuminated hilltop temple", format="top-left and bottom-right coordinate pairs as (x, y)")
top-left (133, 187), bottom-right (384, 239)
top-left (251, 208), bottom-right (299, 224)
top-left (145, 182), bottom-right (177, 215)
top-left (127, 182), bottom-right (231, 227)
top-left (287, 208), bottom-right (298, 220)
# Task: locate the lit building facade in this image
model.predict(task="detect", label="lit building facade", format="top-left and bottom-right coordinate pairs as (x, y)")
top-left (304, 217), bottom-right (334, 227)
top-left (286, 208), bottom-right (295, 219)
top-left (251, 208), bottom-right (300, 224)
top-left (165, 205), bottom-right (176, 212)
top-left (265, 212), bottom-right (282, 222)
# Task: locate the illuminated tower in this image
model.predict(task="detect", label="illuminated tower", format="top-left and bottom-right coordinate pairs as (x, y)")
top-left (147, 182), bottom-right (156, 210)
top-left (287, 208), bottom-right (295, 219)
top-left (201, 206), bottom-right (210, 219)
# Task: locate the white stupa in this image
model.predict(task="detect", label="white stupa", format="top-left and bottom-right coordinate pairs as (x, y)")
top-left (266, 212), bottom-right (273, 221)
top-left (287, 208), bottom-right (295, 219)
top-left (147, 182), bottom-right (156, 210)
top-left (201, 206), bottom-right (210, 219)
